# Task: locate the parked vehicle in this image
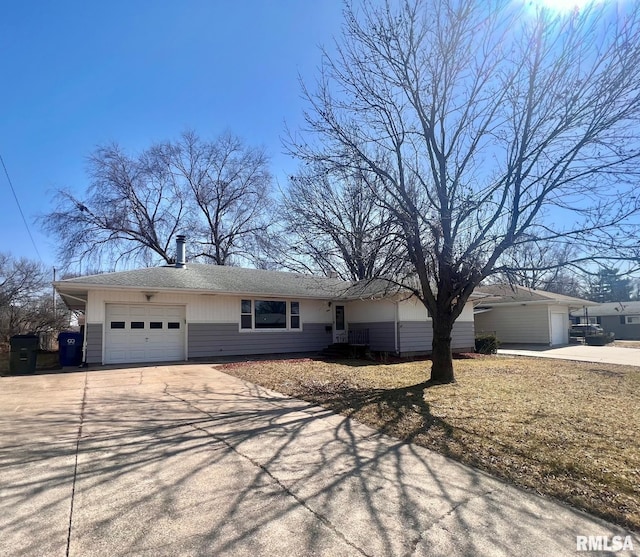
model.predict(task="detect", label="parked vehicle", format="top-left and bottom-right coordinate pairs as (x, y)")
top-left (570, 323), bottom-right (605, 336)
top-left (569, 323), bottom-right (614, 345)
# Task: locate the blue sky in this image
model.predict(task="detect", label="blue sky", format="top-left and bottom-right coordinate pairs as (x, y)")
top-left (0, 1), bottom-right (344, 269)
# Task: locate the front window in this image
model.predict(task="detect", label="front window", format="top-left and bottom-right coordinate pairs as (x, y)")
top-left (255, 300), bottom-right (287, 329)
top-left (240, 299), bottom-right (300, 330)
top-left (626, 315), bottom-right (640, 324)
top-left (291, 301), bottom-right (300, 329)
top-left (241, 300), bottom-right (252, 329)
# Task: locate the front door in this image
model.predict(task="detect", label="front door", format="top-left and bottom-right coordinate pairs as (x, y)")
top-left (334, 304), bottom-right (347, 343)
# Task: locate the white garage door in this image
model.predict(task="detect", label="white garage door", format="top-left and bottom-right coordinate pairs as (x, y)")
top-left (105, 304), bottom-right (185, 364)
top-left (550, 312), bottom-right (567, 346)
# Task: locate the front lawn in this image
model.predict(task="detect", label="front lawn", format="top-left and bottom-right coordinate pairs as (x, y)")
top-left (220, 356), bottom-right (640, 531)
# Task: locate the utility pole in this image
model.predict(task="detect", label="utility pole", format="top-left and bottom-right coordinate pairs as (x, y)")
top-left (53, 267), bottom-right (56, 318)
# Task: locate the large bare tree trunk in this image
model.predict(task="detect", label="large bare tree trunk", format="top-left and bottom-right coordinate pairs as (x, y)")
top-left (430, 308), bottom-right (455, 384)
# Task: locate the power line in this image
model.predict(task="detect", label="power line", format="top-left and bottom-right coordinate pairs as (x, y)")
top-left (0, 153), bottom-right (44, 263)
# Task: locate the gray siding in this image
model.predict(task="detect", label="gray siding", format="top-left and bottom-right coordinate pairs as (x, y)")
top-left (601, 316), bottom-right (640, 340)
top-left (85, 323), bottom-right (103, 364)
top-left (188, 322), bottom-right (332, 358)
top-left (349, 322), bottom-right (396, 352)
top-left (399, 320), bottom-right (475, 355)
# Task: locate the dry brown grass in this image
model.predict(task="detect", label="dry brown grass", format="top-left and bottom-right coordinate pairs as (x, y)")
top-left (220, 356), bottom-right (640, 531)
top-left (614, 340), bottom-right (640, 349)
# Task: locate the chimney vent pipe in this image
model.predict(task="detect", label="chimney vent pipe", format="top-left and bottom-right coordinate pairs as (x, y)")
top-left (176, 235), bottom-right (186, 268)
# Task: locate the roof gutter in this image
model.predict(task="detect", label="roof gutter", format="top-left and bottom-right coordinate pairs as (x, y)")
top-left (53, 282), bottom-right (340, 301)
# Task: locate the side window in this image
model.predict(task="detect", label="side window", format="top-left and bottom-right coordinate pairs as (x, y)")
top-left (291, 301), bottom-right (300, 329)
top-left (241, 300), bottom-right (252, 329)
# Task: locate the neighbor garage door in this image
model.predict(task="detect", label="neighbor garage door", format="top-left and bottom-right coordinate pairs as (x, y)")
top-left (550, 312), bottom-right (567, 346)
top-left (105, 304), bottom-right (185, 364)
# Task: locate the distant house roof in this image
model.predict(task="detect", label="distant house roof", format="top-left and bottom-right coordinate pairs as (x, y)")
top-left (54, 263), bottom-right (408, 310)
top-left (570, 301), bottom-right (640, 317)
top-left (474, 284), bottom-right (596, 308)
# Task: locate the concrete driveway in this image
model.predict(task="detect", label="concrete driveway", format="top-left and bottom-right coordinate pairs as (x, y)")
top-left (498, 344), bottom-right (640, 366)
top-left (1, 365), bottom-right (637, 557)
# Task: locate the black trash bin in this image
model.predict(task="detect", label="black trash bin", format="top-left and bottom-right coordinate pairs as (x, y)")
top-left (58, 332), bottom-right (84, 367)
top-left (9, 334), bottom-right (40, 374)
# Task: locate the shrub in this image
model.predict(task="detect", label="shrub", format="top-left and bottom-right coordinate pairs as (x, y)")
top-left (475, 333), bottom-right (500, 354)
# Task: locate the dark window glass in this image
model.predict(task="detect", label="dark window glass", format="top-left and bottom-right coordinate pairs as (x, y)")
top-left (241, 314), bottom-right (252, 329)
top-left (131, 321), bottom-right (144, 329)
top-left (255, 300), bottom-right (286, 329)
top-left (291, 301), bottom-right (300, 329)
top-left (110, 321), bottom-right (125, 329)
top-left (335, 305), bottom-right (345, 331)
top-left (621, 316), bottom-right (626, 325)
top-left (241, 299), bottom-right (252, 314)
top-left (168, 322), bottom-right (180, 329)
top-left (150, 322), bottom-right (163, 329)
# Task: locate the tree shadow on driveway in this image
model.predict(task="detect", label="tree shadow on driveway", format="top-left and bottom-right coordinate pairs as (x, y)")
top-left (1, 367), bottom-right (632, 557)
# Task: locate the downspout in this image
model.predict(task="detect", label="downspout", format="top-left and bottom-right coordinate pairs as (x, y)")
top-left (81, 317), bottom-right (88, 367)
top-left (394, 300), bottom-right (399, 355)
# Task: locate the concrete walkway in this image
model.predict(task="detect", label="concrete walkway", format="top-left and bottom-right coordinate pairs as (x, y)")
top-left (1, 365), bottom-right (637, 556)
top-left (499, 344), bottom-right (640, 366)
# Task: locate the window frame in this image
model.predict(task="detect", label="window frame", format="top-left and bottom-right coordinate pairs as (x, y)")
top-left (625, 315), bottom-right (640, 325)
top-left (239, 298), bottom-right (302, 332)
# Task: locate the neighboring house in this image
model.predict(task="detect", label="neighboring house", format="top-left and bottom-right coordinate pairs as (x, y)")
top-left (570, 301), bottom-right (640, 340)
top-left (53, 238), bottom-right (476, 365)
top-left (474, 284), bottom-right (597, 346)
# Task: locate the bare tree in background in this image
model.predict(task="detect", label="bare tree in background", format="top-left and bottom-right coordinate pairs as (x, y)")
top-left (42, 131), bottom-right (273, 270)
top-left (168, 131), bottom-right (274, 266)
top-left (0, 253), bottom-right (70, 346)
top-left (44, 144), bottom-right (186, 270)
top-left (279, 165), bottom-right (407, 280)
top-left (289, 0), bottom-right (640, 383)
top-left (492, 239), bottom-right (584, 297)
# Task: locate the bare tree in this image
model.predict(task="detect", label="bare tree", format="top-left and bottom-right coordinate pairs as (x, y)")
top-left (42, 131), bottom-right (273, 270)
top-left (0, 254), bottom-right (69, 346)
top-left (279, 165), bottom-right (407, 280)
top-left (289, 0), bottom-right (640, 382)
top-left (168, 131), bottom-right (274, 266)
top-left (0, 254), bottom-right (46, 308)
top-left (44, 144), bottom-right (186, 270)
top-left (492, 239), bottom-right (585, 297)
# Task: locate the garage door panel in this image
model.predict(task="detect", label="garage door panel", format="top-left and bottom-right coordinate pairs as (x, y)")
top-left (105, 304), bottom-right (185, 364)
top-left (551, 313), bottom-right (567, 346)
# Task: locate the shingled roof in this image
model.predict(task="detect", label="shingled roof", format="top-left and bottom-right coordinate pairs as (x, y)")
top-left (54, 263), bottom-right (409, 304)
top-left (571, 300), bottom-right (640, 317)
top-left (474, 284), bottom-right (596, 307)
top-left (56, 263), bottom-right (352, 298)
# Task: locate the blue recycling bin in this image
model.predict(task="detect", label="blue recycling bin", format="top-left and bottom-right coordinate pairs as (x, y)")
top-left (58, 332), bottom-right (84, 367)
